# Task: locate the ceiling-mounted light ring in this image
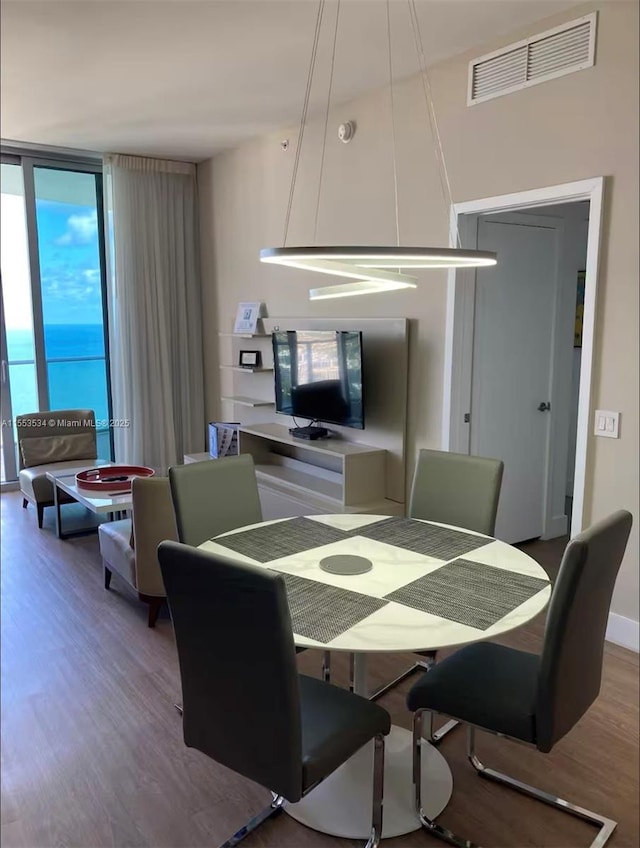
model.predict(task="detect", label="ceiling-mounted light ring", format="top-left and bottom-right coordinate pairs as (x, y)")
top-left (260, 245), bottom-right (497, 269)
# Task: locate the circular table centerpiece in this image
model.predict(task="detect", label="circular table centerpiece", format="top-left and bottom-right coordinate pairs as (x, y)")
top-left (319, 554), bottom-right (373, 575)
top-left (76, 465), bottom-right (154, 494)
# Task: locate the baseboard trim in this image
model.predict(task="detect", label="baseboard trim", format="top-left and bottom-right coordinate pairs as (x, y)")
top-left (0, 481), bottom-right (20, 493)
top-left (606, 613), bottom-right (640, 653)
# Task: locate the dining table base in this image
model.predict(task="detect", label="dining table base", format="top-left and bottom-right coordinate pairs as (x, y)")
top-left (285, 724), bottom-right (453, 839)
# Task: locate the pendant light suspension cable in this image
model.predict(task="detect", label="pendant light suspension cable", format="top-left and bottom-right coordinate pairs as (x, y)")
top-left (313, 0), bottom-right (342, 244)
top-left (284, 0), bottom-right (326, 246)
top-left (386, 0), bottom-right (401, 248)
top-left (263, 0), bottom-right (497, 298)
top-left (286, 0), bottom-right (460, 251)
top-left (408, 0), bottom-right (461, 248)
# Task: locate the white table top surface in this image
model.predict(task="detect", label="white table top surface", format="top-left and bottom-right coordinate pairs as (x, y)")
top-left (199, 514), bottom-right (551, 654)
top-left (46, 466), bottom-right (133, 513)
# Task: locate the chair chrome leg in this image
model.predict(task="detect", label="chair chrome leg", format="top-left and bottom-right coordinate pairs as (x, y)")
top-left (431, 717), bottom-right (460, 744)
top-left (467, 727), bottom-right (617, 848)
top-left (371, 652), bottom-right (460, 741)
top-left (413, 696), bottom-right (458, 746)
top-left (412, 711), bottom-right (479, 848)
top-left (219, 794), bottom-right (285, 847)
top-left (322, 651), bottom-right (331, 683)
top-left (420, 650), bottom-right (460, 742)
top-left (369, 655), bottom-right (460, 741)
top-left (365, 735), bottom-right (385, 848)
top-left (370, 651), bottom-right (462, 746)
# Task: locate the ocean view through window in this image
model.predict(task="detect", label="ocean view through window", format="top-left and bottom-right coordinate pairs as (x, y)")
top-left (1, 156), bottom-right (112, 482)
top-left (6, 325), bottom-right (110, 446)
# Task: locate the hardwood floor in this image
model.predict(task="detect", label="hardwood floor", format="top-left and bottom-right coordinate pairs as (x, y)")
top-left (1, 491), bottom-right (638, 848)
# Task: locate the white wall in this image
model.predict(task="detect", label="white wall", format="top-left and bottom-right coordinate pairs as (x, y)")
top-left (198, 1), bottom-right (639, 626)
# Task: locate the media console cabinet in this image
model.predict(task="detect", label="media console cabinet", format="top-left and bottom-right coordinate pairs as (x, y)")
top-left (238, 423), bottom-right (404, 519)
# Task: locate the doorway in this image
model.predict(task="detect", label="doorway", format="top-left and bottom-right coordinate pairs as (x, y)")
top-left (443, 178), bottom-right (604, 543)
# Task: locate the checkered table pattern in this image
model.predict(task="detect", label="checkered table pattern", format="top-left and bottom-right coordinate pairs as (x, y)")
top-left (201, 514), bottom-right (551, 652)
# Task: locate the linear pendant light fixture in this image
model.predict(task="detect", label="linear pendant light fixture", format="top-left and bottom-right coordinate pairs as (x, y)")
top-left (260, 0), bottom-right (497, 300)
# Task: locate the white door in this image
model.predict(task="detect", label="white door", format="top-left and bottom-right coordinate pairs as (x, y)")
top-left (470, 214), bottom-right (560, 543)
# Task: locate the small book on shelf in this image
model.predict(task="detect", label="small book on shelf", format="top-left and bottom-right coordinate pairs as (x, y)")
top-left (208, 422), bottom-right (240, 458)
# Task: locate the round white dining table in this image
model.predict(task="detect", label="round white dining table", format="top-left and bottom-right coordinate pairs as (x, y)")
top-left (199, 513), bottom-right (551, 840)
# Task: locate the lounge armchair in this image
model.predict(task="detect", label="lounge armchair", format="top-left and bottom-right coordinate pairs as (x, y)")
top-left (17, 409), bottom-right (105, 528)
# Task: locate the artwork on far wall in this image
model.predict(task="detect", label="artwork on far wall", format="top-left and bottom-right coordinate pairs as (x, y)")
top-left (234, 301), bottom-right (263, 334)
top-left (574, 270), bottom-right (586, 348)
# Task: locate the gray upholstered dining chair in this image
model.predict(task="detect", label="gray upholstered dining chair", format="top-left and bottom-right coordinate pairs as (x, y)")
top-left (99, 476), bottom-right (178, 627)
top-left (409, 449), bottom-right (504, 536)
top-left (405, 510), bottom-right (632, 848)
top-left (370, 448), bottom-right (504, 708)
top-left (168, 454), bottom-right (263, 547)
top-left (158, 541), bottom-right (391, 848)
top-left (168, 453), bottom-right (308, 685)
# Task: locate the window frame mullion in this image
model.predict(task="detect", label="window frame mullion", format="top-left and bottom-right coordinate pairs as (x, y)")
top-left (20, 157), bottom-right (50, 412)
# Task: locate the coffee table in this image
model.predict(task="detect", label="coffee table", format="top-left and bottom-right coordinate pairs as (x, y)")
top-left (200, 513), bottom-right (551, 840)
top-left (46, 466), bottom-right (133, 540)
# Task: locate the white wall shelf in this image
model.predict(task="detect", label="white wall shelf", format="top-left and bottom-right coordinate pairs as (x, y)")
top-left (218, 332), bottom-right (270, 339)
top-left (221, 396), bottom-right (274, 408)
top-left (219, 365), bottom-right (273, 373)
top-left (219, 331), bottom-right (275, 413)
top-left (184, 451), bottom-right (215, 464)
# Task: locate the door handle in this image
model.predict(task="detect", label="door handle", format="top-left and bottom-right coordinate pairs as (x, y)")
top-left (537, 402), bottom-right (551, 412)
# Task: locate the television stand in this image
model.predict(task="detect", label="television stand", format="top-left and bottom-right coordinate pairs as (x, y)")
top-left (289, 425), bottom-right (329, 440)
top-left (238, 422), bottom-right (402, 518)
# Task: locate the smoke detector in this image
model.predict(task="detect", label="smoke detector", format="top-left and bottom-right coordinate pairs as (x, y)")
top-left (338, 121), bottom-right (354, 143)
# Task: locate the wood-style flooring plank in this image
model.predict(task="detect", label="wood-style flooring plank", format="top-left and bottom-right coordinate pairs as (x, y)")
top-left (1, 492), bottom-right (638, 847)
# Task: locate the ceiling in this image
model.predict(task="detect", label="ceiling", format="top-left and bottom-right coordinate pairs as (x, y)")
top-left (1, 0), bottom-right (583, 162)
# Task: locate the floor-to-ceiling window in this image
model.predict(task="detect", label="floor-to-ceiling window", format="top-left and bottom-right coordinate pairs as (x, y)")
top-left (1, 153), bottom-right (113, 484)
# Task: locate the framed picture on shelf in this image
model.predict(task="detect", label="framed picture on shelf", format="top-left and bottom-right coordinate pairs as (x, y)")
top-left (233, 301), bottom-right (263, 334)
top-left (239, 350), bottom-right (261, 368)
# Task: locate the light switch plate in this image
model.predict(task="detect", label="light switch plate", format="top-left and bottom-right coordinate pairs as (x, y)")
top-left (594, 410), bottom-right (620, 438)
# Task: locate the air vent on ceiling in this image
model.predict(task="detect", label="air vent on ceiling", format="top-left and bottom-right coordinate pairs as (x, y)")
top-left (468, 12), bottom-right (597, 106)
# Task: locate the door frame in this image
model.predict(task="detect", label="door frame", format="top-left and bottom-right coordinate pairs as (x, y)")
top-left (442, 177), bottom-right (605, 539)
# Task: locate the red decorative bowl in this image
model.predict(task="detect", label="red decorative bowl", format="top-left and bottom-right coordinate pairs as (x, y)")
top-left (76, 465), bottom-right (155, 494)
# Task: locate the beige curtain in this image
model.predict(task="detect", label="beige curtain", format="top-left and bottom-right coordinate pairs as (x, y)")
top-left (104, 153), bottom-right (205, 471)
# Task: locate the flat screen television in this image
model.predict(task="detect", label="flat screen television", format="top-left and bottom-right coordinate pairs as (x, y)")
top-left (272, 330), bottom-right (364, 436)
